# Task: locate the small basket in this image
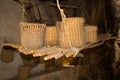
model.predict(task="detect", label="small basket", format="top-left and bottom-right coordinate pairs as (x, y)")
top-left (17, 66), bottom-right (31, 80)
top-left (19, 22), bottom-right (46, 49)
top-left (84, 26), bottom-right (97, 43)
top-left (44, 26), bottom-right (58, 47)
top-left (56, 17), bottom-right (85, 48)
top-left (1, 48), bottom-right (14, 63)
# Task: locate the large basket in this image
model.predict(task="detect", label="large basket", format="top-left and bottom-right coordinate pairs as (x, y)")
top-left (84, 26), bottom-right (97, 43)
top-left (56, 17), bottom-right (85, 48)
top-left (44, 26), bottom-right (58, 47)
top-left (19, 22), bottom-right (46, 49)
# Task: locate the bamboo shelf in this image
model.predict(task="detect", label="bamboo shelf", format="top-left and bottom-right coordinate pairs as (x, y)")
top-left (2, 33), bottom-right (116, 61)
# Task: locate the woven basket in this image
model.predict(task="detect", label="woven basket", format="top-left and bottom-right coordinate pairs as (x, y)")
top-left (44, 26), bottom-right (58, 47)
top-left (1, 48), bottom-right (14, 63)
top-left (19, 22), bottom-right (46, 49)
top-left (84, 26), bottom-right (97, 43)
top-left (17, 66), bottom-right (31, 80)
top-left (56, 17), bottom-right (85, 48)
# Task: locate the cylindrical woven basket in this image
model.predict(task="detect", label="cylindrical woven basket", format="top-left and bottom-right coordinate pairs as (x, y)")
top-left (44, 26), bottom-right (58, 47)
top-left (84, 26), bottom-right (97, 43)
top-left (1, 48), bottom-right (14, 63)
top-left (17, 66), bottom-right (31, 80)
top-left (19, 22), bottom-right (46, 49)
top-left (56, 17), bottom-right (85, 48)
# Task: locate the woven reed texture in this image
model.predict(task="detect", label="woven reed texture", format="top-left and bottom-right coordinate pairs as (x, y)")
top-left (56, 17), bottom-right (85, 48)
top-left (17, 66), bottom-right (31, 80)
top-left (84, 26), bottom-right (97, 43)
top-left (1, 48), bottom-right (14, 63)
top-left (19, 22), bottom-right (46, 49)
top-left (44, 26), bottom-right (58, 47)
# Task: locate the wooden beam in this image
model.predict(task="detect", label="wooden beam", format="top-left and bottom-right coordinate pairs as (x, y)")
top-left (49, 2), bottom-right (81, 9)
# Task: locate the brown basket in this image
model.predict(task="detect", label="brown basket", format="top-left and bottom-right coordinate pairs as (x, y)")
top-left (56, 17), bottom-right (85, 48)
top-left (44, 26), bottom-right (58, 47)
top-left (19, 22), bottom-right (46, 49)
top-left (17, 66), bottom-right (31, 80)
top-left (1, 48), bottom-right (14, 63)
top-left (84, 26), bottom-right (97, 43)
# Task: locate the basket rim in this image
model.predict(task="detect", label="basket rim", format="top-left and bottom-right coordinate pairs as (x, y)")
top-left (46, 26), bottom-right (57, 28)
top-left (56, 17), bottom-right (85, 23)
top-left (19, 22), bottom-right (46, 26)
top-left (84, 26), bottom-right (98, 30)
